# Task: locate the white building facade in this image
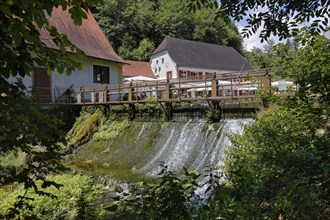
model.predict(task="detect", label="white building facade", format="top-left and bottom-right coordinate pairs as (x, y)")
top-left (150, 36), bottom-right (253, 80)
top-left (9, 7), bottom-right (125, 103)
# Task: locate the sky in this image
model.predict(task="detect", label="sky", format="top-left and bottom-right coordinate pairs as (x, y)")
top-left (236, 22), bottom-right (280, 51)
top-left (234, 7), bottom-right (281, 51)
top-left (234, 5), bottom-right (329, 51)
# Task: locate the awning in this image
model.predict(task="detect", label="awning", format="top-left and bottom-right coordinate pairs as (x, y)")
top-left (196, 87), bottom-right (212, 91)
top-left (187, 88), bottom-right (197, 92)
top-left (123, 76), bottom-right (157, 82)
top-left (238, 87), bottom-right (257, 91)
top-left (271, 80), bottom-right (294, 86)
top-left (218, 80), bottom-right (231, 85)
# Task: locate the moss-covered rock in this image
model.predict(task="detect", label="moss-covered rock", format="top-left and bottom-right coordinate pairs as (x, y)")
top-left (66, 106), bottom-right (105, 147)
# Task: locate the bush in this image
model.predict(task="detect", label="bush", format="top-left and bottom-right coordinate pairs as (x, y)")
top-left (106, 163), bottom-right (221, 219)
top-left (206, 109), bottom-right (221, 123)
top-left (214, 106), bottom-right (330, 219)
top-left (93, 119), bottom-right (130, 141)
top-left (0, 174), bottom-right (99, 219)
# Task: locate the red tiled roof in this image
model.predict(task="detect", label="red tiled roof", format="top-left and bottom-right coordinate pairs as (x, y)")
top-left (122, 60), bottom-right (156, 78)
top-left (41, 7), bottom-right (125, 63)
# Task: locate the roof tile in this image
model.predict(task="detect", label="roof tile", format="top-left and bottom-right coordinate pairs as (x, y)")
top-left (41, 7), bottom-right (125, 63)
top-left (123, 60), bottom-right (156, 78)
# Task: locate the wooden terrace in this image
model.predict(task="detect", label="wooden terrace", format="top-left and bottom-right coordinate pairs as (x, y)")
top-left (72, 69), bottom-right (273, 106)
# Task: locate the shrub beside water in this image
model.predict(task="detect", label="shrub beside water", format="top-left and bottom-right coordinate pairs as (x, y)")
top-left (93, 119), bottom-right (130, 141)
top-left (0, 174), bottom-right (99, 219)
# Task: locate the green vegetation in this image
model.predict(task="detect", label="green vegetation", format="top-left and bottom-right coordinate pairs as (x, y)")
top-left (65, 120), bottom-right (163, 181)
top-left (66, 106), bottom-right (131, 144)
top-left (205, 33), bottom-right (330, 219)
top-left (2, 0), bottom-right (329, 218)
top-left (244, 39), bottom-right (285, 79)
top-left (95, 0), bottom-right (243, 60)
top-left (190, 0), bottom-right (329, 41)
top-left (0, 152), bottom-right (20, 185)
top-left (93, 119), bottom-right (130, 141)
top-left (211, 106), bottom-right (330, 219)
top-left (206, 108), bottom-right (221, 123)
top-left (0, 0), bottom-right (97, 215)
top-left (107, 163), bottom-right (221, 219)
top-left (0, 81), bottom-right (68, 216)
top-left (67, 106), bottom-right (106, 147)
top-left (0, 174), bottom-right (99, 219)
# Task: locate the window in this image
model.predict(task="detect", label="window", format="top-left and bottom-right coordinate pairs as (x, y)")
top-left (93, 65), bottom-right (109, 84)
top-left (166, 71), bottom-right (172, 79)
top-left (191, 72), bottom-right (198, 78)
top-left (182, 71), bottom-right (187, 78)
top-left (162, 58), bottom-right (164, 63)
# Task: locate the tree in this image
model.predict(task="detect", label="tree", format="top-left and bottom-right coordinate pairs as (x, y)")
top-left (191, 2), bottom-right (243, 53)
top-left (244, 47), bottom-right (268, 69)
top-left (189, 0), bottom-right (330, 41)
top-left (244, 38), bottom-right (299, 80)
top-left (209, 31), bottom-right (330, 220)
top-left (118, 33), bottom-right (137, 60)
top-left (276, 33), bottom-right (330, 107)
top-left (222, 106), bottom-right (330, 219)
top-left (132, 38), bottom-right (156, 61)
top-left (0, 1), bottom-right (98, 80)
top-left (95, 0), bottom-right (243, 60)
top-left (0, 0), bottom-right (98, 216)
top-left (95, 0), bottom-right (158, 59)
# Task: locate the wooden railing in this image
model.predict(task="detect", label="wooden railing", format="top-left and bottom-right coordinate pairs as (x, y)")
top-left (72, 69), bottom-right (272, 105)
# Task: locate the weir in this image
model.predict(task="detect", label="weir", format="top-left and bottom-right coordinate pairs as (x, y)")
top-left (69, 117), bottom-right (251, 180)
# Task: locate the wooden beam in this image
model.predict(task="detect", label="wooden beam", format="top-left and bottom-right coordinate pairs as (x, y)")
top-left (211, 79), bottom-right (217, 97)
top-left (164, 82), bottom-right (170, 99)
top-left (262, 69), bottom-right (271, 93)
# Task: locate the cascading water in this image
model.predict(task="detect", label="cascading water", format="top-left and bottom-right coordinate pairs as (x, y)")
top-left (74, 118), bottom-right (251, 180)
top-left (139, 119), bottom-right (251, 176)
top-left (71, 118), bottom-right (251, 208)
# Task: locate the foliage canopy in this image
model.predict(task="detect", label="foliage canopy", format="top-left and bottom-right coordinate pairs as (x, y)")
top-left (190, 0), bottom-right (330, 41)
top-left (0, 0), bottom-right (98, 215)
top-left (95, 0), bottom-right (243, 60)
top-left (213, 33), bottom-right (330, 219)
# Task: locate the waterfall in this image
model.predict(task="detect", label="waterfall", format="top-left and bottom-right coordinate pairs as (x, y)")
top-left (69, 117), bottom-right (252, 215)
top-left (74, 119), bottom-right (251, 180)
top-left (138, 119), bottom-right (251, 176)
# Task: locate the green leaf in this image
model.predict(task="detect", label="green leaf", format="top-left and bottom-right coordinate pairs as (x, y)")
top-left (0, 5), bottom-right (11, 16)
